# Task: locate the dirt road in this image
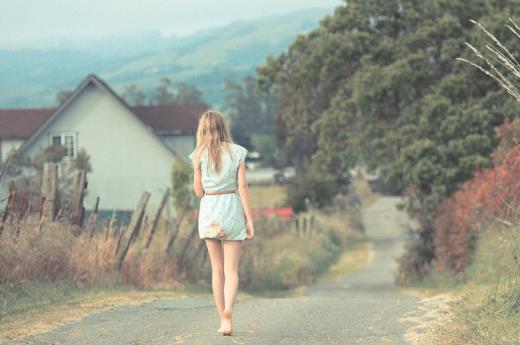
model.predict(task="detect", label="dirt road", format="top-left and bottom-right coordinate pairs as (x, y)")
top-left (6, 196), bottom-right (422, 345)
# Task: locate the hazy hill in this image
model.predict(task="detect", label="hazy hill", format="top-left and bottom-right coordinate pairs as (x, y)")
top-left (0, 7), bottom-right (334, 108)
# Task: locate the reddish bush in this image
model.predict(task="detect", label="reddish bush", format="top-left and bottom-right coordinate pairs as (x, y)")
top-left (433, 144), bottom-right (520, 273)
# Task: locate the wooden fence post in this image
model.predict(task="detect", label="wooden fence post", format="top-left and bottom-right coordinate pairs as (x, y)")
top-left (115, 226), bottom-right (126, 254)
top-left (165, 197), bottom-right (190, 256)
top-left (108, 211), bottom-right (117, 239)
top-left (41, 163), bottom-right (59, 222)
top-left (116, 191), bottom-right (151, 270)
top-left (28, 176), bottom-right (41, 214)
top-left (0, 191), bottom-right (14, 237)
top-left (146, 188), bottom-right (170, 249)
top-left (70, 169), bottom-right (86, 226)
top-left (88, 197), bottom-right (100, 240)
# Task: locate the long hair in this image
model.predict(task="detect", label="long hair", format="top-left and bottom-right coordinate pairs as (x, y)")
top-left (192, 110), bottom-right (233, 173)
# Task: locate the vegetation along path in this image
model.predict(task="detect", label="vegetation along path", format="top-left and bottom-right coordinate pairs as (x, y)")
top-left (7, 197), bottom-right (425, 345)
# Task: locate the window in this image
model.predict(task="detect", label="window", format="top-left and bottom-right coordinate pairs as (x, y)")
top-left (64, 135), bottom-right (74, 157)
top-left (49, 132), bottom-right (76, 158)
top-left (52, 135), bottom-right (61, 146)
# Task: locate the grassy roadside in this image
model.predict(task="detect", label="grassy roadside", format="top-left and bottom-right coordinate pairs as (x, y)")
top-left (404, 225), bottom-right (520, 345)
top-left (0, 179), bottom-right (376, 341)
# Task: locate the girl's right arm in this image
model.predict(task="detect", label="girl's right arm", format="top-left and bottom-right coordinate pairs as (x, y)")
top-left (192, 156), bottom-right (204, 198)
top-left (237, 161), bottom-right (255, 239)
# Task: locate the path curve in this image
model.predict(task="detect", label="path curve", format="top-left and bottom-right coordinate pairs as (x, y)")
top-left (7, 196), bottom-right (420, 345)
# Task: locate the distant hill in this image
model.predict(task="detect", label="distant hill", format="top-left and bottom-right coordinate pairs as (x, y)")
top-left (0, 8), bottom-right (334, 108)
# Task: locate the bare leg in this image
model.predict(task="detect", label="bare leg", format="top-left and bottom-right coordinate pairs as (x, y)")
top-left (204, 238), bottom-right (225, 331)
top-left (221, 239), bottom-right (243, 335)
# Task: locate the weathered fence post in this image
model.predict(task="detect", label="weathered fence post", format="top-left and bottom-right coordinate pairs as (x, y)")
top-left (0, 191), bottom-right (14, 237)
top-left (108, 211), bottom-right (117, 239)
top-left (88, 197), bottom-right (100, 240)
top-left (41, 163), bottom-right (59, 222)
top-left (116, 191), bottom-right (151, 270)
top-left (70, 169), bottom-right (86, 227)
top-left (28, 176), bottom-right (41, 214)
top-left (146, 188), bottom-right (170, 249)
top-left (166, 197), bottom-right (190, 256)
top-left (115, 226), bottom-right (126, 255)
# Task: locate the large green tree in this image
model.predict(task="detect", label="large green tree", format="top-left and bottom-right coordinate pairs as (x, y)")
top-left (224, 76), bottom-right (276, 159)
top-left (257, 0), bottom-right (520, 276)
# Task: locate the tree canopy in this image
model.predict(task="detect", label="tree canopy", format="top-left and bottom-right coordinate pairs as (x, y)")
top-left (257, 0), bottom-right (520, 269)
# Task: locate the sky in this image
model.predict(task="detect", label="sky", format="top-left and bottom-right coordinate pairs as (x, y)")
top-left (1, 0), bottom-right (343, 48)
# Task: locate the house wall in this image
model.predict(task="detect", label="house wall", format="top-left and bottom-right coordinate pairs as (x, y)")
top-left (0, 139), bottom-right (25, 163)
top-left (160, 134), bottom-right (195, 162)
top-left (24, 83), bottom-right (177, 214)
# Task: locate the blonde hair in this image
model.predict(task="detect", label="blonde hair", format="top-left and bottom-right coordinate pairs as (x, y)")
top-left (193, 110), bottom-right (233, 173)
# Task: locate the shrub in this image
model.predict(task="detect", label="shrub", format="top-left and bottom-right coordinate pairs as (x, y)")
top-left (285, 167), bottom-right (338, 212)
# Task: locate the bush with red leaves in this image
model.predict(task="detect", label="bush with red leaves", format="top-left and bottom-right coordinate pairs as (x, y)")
top-left (433, 118), bottom-right (520, 274)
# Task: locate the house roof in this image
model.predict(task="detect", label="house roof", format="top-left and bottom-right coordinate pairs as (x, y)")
top-left (0, 77), bottom-right (205, 140)
top-left (133, 104), bottom-right (206, 134)
top-left (0, 108), bottom-right (55, 139)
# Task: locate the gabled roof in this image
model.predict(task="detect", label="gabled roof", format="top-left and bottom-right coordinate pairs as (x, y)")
top-left (0, 108), bottom-right (55, 139)
top-left (133, 104), bottom-right (206, 135)
top-left (0, 74), bottom-right (205, 141)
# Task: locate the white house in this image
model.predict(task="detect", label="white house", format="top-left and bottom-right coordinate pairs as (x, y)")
top-left (0, 74), bottom-right (206, 216)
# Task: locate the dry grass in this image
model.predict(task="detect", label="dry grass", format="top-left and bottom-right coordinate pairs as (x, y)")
top-left (248, 184), bottom-right (286, 208)
top-left (0, 218), bottom-right (184, 289)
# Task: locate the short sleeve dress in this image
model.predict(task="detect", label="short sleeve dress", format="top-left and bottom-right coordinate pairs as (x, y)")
top-left (188, 142), bottom-right (248, 241)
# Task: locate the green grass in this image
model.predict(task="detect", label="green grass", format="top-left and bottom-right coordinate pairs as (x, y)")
top-left (415, 225), bottom-right (520, 344)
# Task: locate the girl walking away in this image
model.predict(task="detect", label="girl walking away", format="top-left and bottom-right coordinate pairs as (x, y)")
top-left (188, 110), bottom-right (255, 336)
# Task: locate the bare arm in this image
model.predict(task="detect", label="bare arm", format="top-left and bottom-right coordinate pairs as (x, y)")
top-left (237, 161), bottom-right (255, 239)
top-left (192, 159), bottom-right (204, 198)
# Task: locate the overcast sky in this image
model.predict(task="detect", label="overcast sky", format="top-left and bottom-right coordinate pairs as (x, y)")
top-left (1, 0), bottom-right (343, 48)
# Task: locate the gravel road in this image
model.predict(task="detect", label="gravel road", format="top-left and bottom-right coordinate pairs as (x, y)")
top-left (7, 196), bottom-right (421, 345)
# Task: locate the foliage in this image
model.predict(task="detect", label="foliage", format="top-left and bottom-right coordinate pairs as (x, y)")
top-left (224, 75), bottom-right (277, 158)
top-left (257, 0), bottom-right (520, 277)
top-left (171, 158), bottom-right (194, 215)
top-left (431, 121), bottom-right (520, 274)
top-left (55, 90), bottom-right (73, 105)
top-left (122, 84), bottom-right (146, 106)
top-left (148, 78), bottom-right (206, 106)
top-left (70, 148), bottom-right (92, 173)
top-left (26, 145), bottom-right (67, 172)
top-left (285, 166), bottom-right (339, 213)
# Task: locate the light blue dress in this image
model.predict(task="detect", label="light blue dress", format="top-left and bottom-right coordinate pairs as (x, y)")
top-left (189, 142), bottom-right (248, 241)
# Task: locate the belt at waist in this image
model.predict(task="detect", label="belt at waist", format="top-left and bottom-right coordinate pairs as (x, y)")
top-left (204, 190), bottom-right (236, 196)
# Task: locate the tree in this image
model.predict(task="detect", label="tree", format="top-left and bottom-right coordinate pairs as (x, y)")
top-left (149, 77), bottom-right (176, 106)
top-left (224, 75), bottom-right (276, 158)
top-left (257, 0), bottom-right (520, 277)
top-left (149, 78), bottom-right (207, 106)
top-left (56, 90), bottom-right (73, 105)
top-left (171, 158), bottom-right (194, 215)
top-left (175, 82), bottom-right (205, 105)
top-left (122, 84), bottom-right (146, 106)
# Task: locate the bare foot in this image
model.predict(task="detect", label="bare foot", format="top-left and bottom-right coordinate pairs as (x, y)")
top-left (221, 309), bottom-right (233, 336)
